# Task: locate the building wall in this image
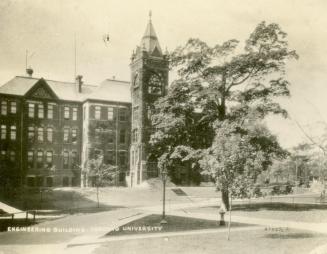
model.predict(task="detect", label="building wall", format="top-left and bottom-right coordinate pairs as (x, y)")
top-left (0, 94), bottom-right (22, 188)
top-left (0, 92), bottom-right (84, 188)
top-left (81, 100), bottom-right (131, 187)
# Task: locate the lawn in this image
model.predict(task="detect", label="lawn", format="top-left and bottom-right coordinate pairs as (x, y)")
top-left (106, 214), bottom-right (251, 236)
top-left (186, 203), bottom-right (327, 223)
top-left (94, 227), bottom-right (327, 254)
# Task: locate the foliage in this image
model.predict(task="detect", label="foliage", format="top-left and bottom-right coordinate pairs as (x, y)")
top-left (199, 119), bottom-right (286, 203)
top-left (150, 21), bottom-right (297, 207)
top-left (85, 152), bottom-right (118, 187)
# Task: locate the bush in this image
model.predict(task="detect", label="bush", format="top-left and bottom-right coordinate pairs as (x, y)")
top-left (284, 182), bottom-right (293, 194)
top-left (253, 185), bottom-right (263, 197)
top-left (270, 185), bottom-right (281, 195)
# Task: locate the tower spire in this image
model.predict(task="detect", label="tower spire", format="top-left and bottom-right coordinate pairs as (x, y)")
top-left (140, 12), bottom-right (162, 56)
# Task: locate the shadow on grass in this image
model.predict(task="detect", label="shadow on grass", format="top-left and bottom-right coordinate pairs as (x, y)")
top-left (1, 188), bottom-right (125, 216)
top-left (106, 214), bottom-right (253, 237)
top-left (264, 232), bottom-right (317, 239)
top-left (211, 202), bottom-right (327, 212)
top-left (0, 219), bottom-right (36, 232)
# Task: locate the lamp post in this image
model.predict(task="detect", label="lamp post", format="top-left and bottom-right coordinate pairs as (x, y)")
top-left (160, 166), bottom-right (168, 225)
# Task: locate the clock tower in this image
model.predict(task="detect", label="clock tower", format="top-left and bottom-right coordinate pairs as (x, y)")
top-left (129, 13), bottom-right (169, 186)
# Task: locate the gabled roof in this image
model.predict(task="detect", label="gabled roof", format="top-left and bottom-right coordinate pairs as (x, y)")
top-left (0, 76), bottom-right (131, 103)
top-left (140, 19), bottom-right (162, 56)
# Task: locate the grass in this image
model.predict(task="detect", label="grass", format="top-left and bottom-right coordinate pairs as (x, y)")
top-left (95, 227), bottom-right (327, 254)
top-left (186, 203), bottom-right (327, 223)
top-left (106, 214), bottom-right (252, 236)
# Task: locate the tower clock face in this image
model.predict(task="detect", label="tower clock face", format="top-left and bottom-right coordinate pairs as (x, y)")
top-left (147, 73), bottom-right (163, 95)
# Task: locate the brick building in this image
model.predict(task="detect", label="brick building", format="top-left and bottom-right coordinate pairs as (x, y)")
top-left (0, 16), bottom-right (167, 188)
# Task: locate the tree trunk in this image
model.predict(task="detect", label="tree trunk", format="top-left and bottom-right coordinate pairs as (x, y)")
top-left (221, 188), bottom-right (230, 211)
top-left (227, 195), bottom-right (232, 241)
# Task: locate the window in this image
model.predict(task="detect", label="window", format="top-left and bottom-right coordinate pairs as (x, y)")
top-left (37, 150), bottom-right (43, 168)
top-left (46, 177), bottom-right (53, 187)
top-left (71, 129), bottom-right (77, 143)
top-left (132, 129), bottom-right (138, 143)
top-left (28, 103), bottom-right (35, 118)
top-left (133, 107), bottom-right (139, 122)
top-left (28, 126), bottom-right (35, 141)
top-left (9, 151), bottom-right (15, 162)
top-left (108, 107), bottom-right (114, 120)
top-left (27, 151), bottom-right (34, 168)
top-left (27, 177), bottom-right (35, 187)
top-left (1, 125), bottom-right (6, 140)
top-left (72, 107), bottom-right (78, 120)
top-left (119, 151), bottom-right (127, 166)
top-left (63, 177), bottom-right (69, 187)
top-left (36, 177), bottom-right (43, 187)
top-left (147, 105), bottom-right (154, 120)
top-left (37, 127), bottom-right (44, 142)
top-left (107, 130), bottom-right (114, 143)
top-left (95, 106), bottom-right (101, 120)
top-left (119, 108), bottom-right (127, 121)
top-left (64, 106), bottom-right (70, 119)
top-left (46, 151), bottom-right (53, 167)
top-left (10, 101), bottom-right (17, 114)
top-left (71, 151), bottom-right (78, 166)
top-left (47, 127), bottom-right (53, 142)
top-left (10, 125), bottom-right (16, 140)
top-left (1, 150), bottom-right (6, 159)
top-left (47, 104), bottom-right (54, 119)
top-left (63, 128), bottom-right (69, 142)
top-left (63, 151), bottom-right (69, 169)
top-left (38, 104), bottom-right (44, 118)
top-left (1, 101), bottom-right (7, 115)
top-left (133, 73), bottom-right (139, 87)
top-left (148, 74), bottom-right (163, 95)
top-left (119, 129), bottom-right (126, 144)
top-left (106, 150), bottom-right (114, 165)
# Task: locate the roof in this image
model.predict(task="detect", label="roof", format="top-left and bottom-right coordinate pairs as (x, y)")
top-left (0, 76), bottom-right (131, 103)
top-left (89, 79), bottom-right (131, 103)
top-left (141, 19), bottom-right (162, 56)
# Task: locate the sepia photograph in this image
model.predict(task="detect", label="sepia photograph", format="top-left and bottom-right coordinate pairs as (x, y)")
top-left (0, 0), bottom-right (327, 253)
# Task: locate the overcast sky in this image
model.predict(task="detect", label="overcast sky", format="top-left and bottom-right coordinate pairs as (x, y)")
top-left (1, 0), bottom-right (327, 149)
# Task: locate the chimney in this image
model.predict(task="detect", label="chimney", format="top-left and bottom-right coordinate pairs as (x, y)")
top-left (76, 75), bottom-right (83, 93)
top-left (26, 67), bottom-right (33, 77)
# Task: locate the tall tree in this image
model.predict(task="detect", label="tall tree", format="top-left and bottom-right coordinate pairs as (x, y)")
top-left (150, 21), bottom-right (298, 209)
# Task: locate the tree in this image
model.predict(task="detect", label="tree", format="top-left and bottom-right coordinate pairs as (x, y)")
top-left (85, 151), bottom-right (118, 208)
top-left (199, 118), bottom-right (286, 206)
top-left (199, 118), bottom-right (286, 240)
top-left (150, 80), bottom-right (214, 185)
top-left (151, 21), bottom-right (298, 209)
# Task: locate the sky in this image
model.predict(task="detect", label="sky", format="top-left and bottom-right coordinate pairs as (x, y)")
top-left (1, 0), bottom-right (327, 149)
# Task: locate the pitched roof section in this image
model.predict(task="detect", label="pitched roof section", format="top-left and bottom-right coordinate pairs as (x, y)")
top-left (93, 79), bottom-right (131, 103)
top-left (0, 76), bottom-right (131, 103)
top-left (0, 76), bottom-right (38, 96)
top-left (141, 19), bottom-right (162, 56)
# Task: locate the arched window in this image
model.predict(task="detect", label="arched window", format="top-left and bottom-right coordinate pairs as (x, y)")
top-left (148, 73), bottom-right (162, 95)
top-left (133, 73), bottom-right (139, 87)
